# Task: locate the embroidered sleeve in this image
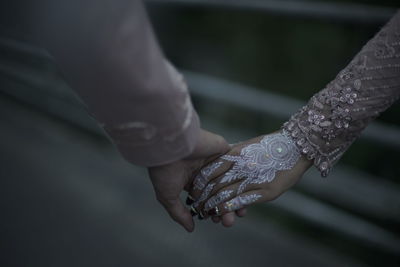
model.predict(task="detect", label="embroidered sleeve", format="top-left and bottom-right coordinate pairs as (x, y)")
top-left (101, 60), bottom-right (200, 167)
top-left (283, 11), bottom-right (400, 177)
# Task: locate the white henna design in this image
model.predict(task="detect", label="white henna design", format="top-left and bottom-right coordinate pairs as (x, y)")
top-left (204, 190), bottom-right (234, 211)
top-left (193, 183), bottom-right (215, 208)
top-left (221, 132), bottom-right (300, 194)
top-left (219, 169), bottom-right (242, 184)
top-left (224, 194), bottom-right (262, 212)
top-left (193, 161), bottom-right (223, 191)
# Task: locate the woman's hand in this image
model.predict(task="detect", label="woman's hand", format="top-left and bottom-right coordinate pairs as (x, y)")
top-left (189, 131), bottom-right (312, 226)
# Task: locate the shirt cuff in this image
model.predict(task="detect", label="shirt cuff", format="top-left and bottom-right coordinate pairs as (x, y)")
top-left (115, 111), bottom-right (200, 167)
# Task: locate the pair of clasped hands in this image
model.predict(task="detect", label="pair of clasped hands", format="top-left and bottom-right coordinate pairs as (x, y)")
top-left (148, 129), bottom-right (312, 232)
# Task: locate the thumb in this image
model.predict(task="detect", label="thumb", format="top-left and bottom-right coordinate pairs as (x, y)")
top-left (161, 197), bottom-right (195, 233)
top-left (189, 129), bottom-right (230, 159)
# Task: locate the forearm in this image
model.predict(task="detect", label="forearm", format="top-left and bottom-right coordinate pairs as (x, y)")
top-left (283, 11), bottom-right (400, 176)
top-left (29, 0), bottom-right (200, 166)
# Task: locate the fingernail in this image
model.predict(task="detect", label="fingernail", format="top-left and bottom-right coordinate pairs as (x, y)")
top-left (186, 196), bottom-right (194, 205)
top-left (186, 222), bottom-right (195, 233)
top-left (183, 224), bottom-right (194, 233)
top-left (190, 206), bottom-right (198, 216)
top-left (208, 208), bottom-right (217, 216)
top-left (198, 210), bottom-right (205, 220)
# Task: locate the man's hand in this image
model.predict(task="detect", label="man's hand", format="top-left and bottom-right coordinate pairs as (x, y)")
top-left (148, 129), bottom-right (230, 232)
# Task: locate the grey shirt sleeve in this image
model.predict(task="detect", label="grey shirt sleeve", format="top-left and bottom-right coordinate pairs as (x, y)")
top-left (28, 0), bottom-right (200, 166)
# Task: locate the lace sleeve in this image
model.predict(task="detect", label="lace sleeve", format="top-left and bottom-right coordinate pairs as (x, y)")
top-left (283, 11), bottom-right (400, 177)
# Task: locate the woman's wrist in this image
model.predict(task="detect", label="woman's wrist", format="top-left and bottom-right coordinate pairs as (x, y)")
top-left (298, 154), bottom-right (313, 172)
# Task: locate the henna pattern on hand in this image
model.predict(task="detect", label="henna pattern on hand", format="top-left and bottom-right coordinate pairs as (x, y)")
top-left (193, 132), bottom-right (300, 213)
top-left (193, 161), bottom-right (223, 191)
top-left (193, 183), bottom-right (215, 209)
top-left (204, 190), bottom-right (234, 211)
top-left (224, 194), bottom-right (263, 212)
top-left (220, 131), bottom-right (300, 194)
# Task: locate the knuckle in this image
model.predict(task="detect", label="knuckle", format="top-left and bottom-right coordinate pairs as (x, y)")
top-left (216, 135), bottom-right (229, 151)
top-left (164, 198), bottom-right (178, 207)
top-left (156, 195), bottom-right (174, 207)
top-left (263, 189), bottom-right (280, 202)
top-left (231, 146), bottom-right (242, 155)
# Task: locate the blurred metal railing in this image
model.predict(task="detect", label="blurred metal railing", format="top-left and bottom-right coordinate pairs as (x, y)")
top-left (1, 0), bottom-right (399, 258)
top-left (1, 35), bottom-right (399, 254)
top-left (146, 0), bottom-right (397, 23)
top-left (185, 71), bottom-right (400, 150)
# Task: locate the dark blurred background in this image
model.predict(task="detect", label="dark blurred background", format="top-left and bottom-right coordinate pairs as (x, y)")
top-left (0, 0), bottom-right (399, 266)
